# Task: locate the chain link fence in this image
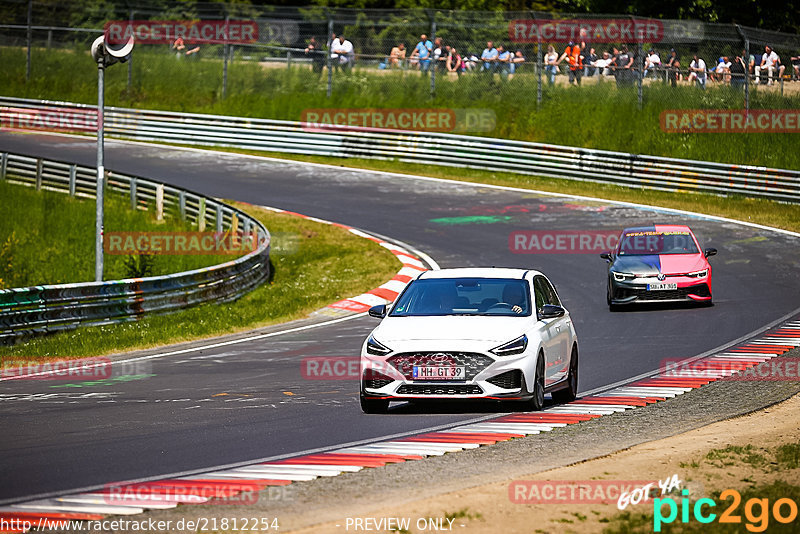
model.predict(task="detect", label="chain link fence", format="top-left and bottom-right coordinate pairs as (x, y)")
top-left (2, 2), bottom-right (800, 136)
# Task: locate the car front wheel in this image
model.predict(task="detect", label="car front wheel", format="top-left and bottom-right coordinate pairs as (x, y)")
top-left (524, 355), bottom-right (545, 411)
top-left (360, 394), bottom-right (389, 414)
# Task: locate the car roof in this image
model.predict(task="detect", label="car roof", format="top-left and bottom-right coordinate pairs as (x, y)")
top-left (417, 267), bottom-right (542, 280)
top-left (622, 224), bottom-right (693, 234)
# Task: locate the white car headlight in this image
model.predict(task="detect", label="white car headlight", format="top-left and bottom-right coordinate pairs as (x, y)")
top-left (366, 335), bottom-right (392, 356)
top-left (686, 269), bottom-right (708, 278)
top-left (612, 271), bottom-right (635, 282)
top-left (490, 334), bottom-right (528, 357)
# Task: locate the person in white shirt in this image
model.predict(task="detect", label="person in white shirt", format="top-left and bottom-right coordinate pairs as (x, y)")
top-left (329, 33), bottom-right (341, 62)
top-left (755, 45), bottom-right (783, 85)
top-left (593, 51), bottom-right (613, 76)
top-left (643, 49), bottom-right (661, 78)
top-left (688, 53), bottom-right (707, 89)
top-left (333, 34), bottom-right (354, 71)
top-left (715, 56), bottom-right (732, 83)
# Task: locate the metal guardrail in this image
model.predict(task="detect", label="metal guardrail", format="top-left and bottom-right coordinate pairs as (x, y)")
top-left (1, 96), bottom-right (797, 203)
top-left (0, 150), bottom-right (271, 344)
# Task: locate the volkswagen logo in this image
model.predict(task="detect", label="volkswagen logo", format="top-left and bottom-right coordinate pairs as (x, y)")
top-left (657, 273), bottom-right (666, 281)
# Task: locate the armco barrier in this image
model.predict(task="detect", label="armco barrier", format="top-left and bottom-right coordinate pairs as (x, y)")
top-left (0, 151), bottom-right (270, 344)
top-left (1, 96), bottom-right (799, 202)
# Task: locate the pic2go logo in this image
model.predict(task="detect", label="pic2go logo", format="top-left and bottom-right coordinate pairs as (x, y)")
top-left (654, 489), bottom-right (799, 532)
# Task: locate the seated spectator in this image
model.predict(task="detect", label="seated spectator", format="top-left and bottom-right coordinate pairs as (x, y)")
top-left (791, 53), bottom-right (800, 80)
top-left (509, 50), bottom-right (526, 79)
top-left (584, 47), bottom-right (598, 76)
top-left (544, 45), bottom-right (559, 84)
top-left (389, 42), bottom-right (406, 69)
top-left (481, 41), bottom-right (498, 73)
top-left (730, 52), bottom-right (747, 89)
top-left (497, 44), bottom-right (512, 78)
top-left (447, 46), bottom-right (465, 76)
top-left (415, 34), bottom-right (433, 72)
top-left (593, 51), bottom-right (613, 76)
top-left (755, 45), bottom-right (780, 85)
top-left (688, 53), bottom-right (707, 89)
top-left (433, 38), bottom-right (447, 73)
top-left (559, 41), bottom-right (583, 85)
top-left (714, 56), bottom-right (731, 83)
top-left (329, 33), bottom-right (340, 65)
top-left (644, 49), bottom-right (661, 78)
top-left (666, 48), bottom-right (681, 86)
top-left (172, 37), bottom-right (199, 58)
top-left (333, 34), bottom-right (354, 72)
top-left (463, 52), bottom-right (479, 71)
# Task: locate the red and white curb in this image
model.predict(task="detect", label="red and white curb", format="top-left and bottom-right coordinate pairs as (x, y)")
top-left (2, 320), bottom-right (798, 530)
top-left (260, 206), bottom-right (432, 314)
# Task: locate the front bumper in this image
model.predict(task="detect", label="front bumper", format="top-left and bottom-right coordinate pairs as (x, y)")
top-left (609, 278), bottom-right (712, 304)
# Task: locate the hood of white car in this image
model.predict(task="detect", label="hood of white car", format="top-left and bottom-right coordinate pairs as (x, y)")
top-left (372, 315), bottom-right (528, 345)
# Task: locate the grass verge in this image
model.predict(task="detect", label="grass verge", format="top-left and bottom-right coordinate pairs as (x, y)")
top-left (0, 201), bottom-right (400, 360)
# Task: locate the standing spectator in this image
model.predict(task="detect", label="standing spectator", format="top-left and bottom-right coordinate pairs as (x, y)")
top-left (333, 34), bottom-right (354, 72)
top-left (730, 52), bottom-right (747, 89)
top-left (584, 47), bottom-right (598, 77)
top-left (643, 49), bottom-right (661, 78)
top-left (688, 53), bottom-right (707, 89)
top-left (415, 34), bottom-right (433, 72)
top-left (544, 45), bottom-right (559, 84)
top-left (666, 48), bottom-right (681, 86)
top-left (481, 41), bottom-right (498, 73)
top-left (755, 45), bottom-right (779, 85)
top-left (389, 42), bottom-right (406, 69)
top-left (433, 38), bottom-right (447, 73)
top-left (614, 45), bottom-right (633, 87)
top-left (509, 50), bottom-right (526, 79)
top-left (558, 41), bottom-right (583, 85)
top-left (447, 47), bottom-right (465, 76)
top-left (305, 36), bottom-right (325, 74)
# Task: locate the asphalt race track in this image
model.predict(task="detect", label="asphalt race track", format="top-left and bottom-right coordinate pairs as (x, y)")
top-left (1, 132), bottom-right (799, 503)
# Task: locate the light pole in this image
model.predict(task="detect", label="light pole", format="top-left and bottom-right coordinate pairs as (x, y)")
top-left (90, 34), bottom-right (134, 281)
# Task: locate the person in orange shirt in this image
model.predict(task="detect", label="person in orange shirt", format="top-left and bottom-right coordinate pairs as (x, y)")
top-left (558, 41), bottom-right (583, 85)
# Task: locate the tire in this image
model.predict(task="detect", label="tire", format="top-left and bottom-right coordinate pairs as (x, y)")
top-left (524, 355), bottom-right (546, 411)
top-left (552, 345), bottom-right (578, 404)
top-left (360, 394), bottom-right (389, 414)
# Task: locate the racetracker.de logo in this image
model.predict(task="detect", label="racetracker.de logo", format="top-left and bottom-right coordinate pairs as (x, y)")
top-left (509, 480), bottom-right (656, 504)
top-left (509, 230), bottom-right (619, 254)
top-left (104, 231), bottom-right (260, 256)
top-left (301, 357), bottom-right (394, 380)
top-left (509, 19), bottom-right (664, 43)
top-left (660, 109), bottom-right (800, 133)
top-left (1, 357), bottom-right (112, 380)
top-left (102, 482), bottom-right (270, 506)
top-left (300, 108), bottom-right (496, 134)
top-left (0, 107), bottom-right (97, 134)
top-left (661, 358), bottom-right (800, 381)
top-left (104, 20), bottom-right (258, 45)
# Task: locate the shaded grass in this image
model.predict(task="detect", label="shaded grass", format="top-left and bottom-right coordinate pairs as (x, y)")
top-left (0, 202), bottom-right (400, 359)
top-left (0, 180), bottom-right (227, 287)
top-left (2, 46), bottom-right (799, 170)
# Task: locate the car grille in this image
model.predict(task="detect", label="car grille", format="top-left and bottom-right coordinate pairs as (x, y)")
top-left (486, 369), bottom-right (522, 389)
top-left (387, 352), bottom-right (494, 381)
top-left (396, 384), bottom-right (483, 395)
top-left (614, 283), bottom-right (710, 301)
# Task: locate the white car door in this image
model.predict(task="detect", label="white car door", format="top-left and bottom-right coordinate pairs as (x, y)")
top-left (531, 276), bottom-right (561, 386)
top-left (536, 275), bottom-right (571, 383)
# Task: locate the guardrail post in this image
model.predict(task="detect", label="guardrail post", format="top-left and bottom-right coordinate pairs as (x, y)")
top-left (179, 190), bottom-right (186, 221)
top-left (155, 184), bottom-right (164, 221)
top-left (130, 177), bottom-right (137, 209)
top-left (1, 153), bottom-right (7, 181)
top-left (198, 198), bottom-right (206, 231)
top-left (69, 164), bottom-right (76, 196)
top-left (35, 158), bottom-right (42, 190)
top-left (216, 205), bottom-right (223, 233)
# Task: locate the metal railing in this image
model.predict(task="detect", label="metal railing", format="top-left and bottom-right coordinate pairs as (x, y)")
top-left (0, 150), bottom-right (271, 344)
top-left (1, 96), bottom-right (798, 203)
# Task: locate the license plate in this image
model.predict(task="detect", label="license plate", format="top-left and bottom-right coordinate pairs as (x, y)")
top-left (647, 283), bottom-right (678, 291)
top-left (412, 366), bottom-right (465, 380)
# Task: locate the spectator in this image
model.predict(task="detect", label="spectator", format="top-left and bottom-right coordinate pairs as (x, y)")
top-left (558, 41), bottom-right (583, 85)
top-left (791, 52), bottom-right (800, 80)
top-left (333, 34), bottom-right (354, 72)
top-left (481, 41), bottom-right (498, 73)
top-left (509, 50), bottom-right (526, 79)
top-left (172, 37), bottom-right (199, 58)
top-left (305, 36), bottom-right (325, 74)
top-left (594, 50), bottom-right (613, 77)
top-left (433, 38), bottom-right (447, 73)
top-left (584, 47), bottom-right (598, 77)
top-left (463, 52), bottom-right (479, 71)
top-left (544, 45), bottom-right (559, 84)
top-left (389, 42), bottom-right (406, 69)
top-left (644, 49), bottom-right (661, 78)
top-left (730, 52), bottom-right (747, 89)
top-left (497, 44), bottom-right (512, 78)
top-left (755, 45), bottom-right (780, 85)
top-left (415, 34), bottom-right (433, 72)
top-left (614, 45), bottom-right (634, 87)
top-left (666, 48), bottom-right (681, 86)
top-left (688, 53), bottom-right (707, 89)
top-left (714, 56), bottom-right (731, 83)
top-left (447, 46), bottom-right (465, 76)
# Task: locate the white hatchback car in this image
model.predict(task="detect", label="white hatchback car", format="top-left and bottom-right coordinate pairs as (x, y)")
top-left (359, 268), bottom-right (579, 413)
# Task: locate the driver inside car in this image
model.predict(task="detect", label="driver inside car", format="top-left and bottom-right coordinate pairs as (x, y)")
top-left (502, 284), bottom-right (526, 314)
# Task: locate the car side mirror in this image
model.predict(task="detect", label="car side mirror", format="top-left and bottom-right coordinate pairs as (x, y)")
top-left (368, 304), bottom-right (387, 318)
top-left (600, 252), bottom-right (611, 261)
top-left (704, 248), bottom-right (717, 258)
top-left (539, 304), bottom-right (565, 319)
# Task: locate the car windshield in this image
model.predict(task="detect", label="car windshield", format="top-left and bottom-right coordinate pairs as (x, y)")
top-left (389, 278), bottom-right (531, 317)
top-left (618, 230), bottom-right (699, 255)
